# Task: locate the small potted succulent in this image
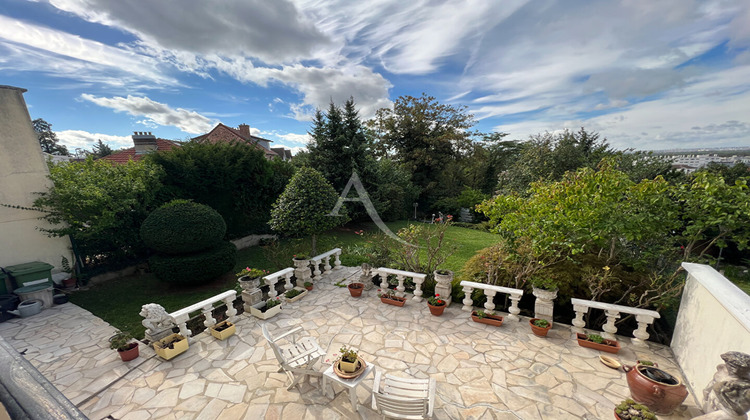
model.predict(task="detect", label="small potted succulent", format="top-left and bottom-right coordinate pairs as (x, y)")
top-left (304, 281), bottom-right (313, 291)
top-left (614, 398), bottom-right (658, 419)
top-left (427, 293), bottom-right (446, 316)
top-left (348, 282), bottom-right (365, 298)
top-left (109, 331), bottom-right (139, 362)
top-left (250, 297), bottom-right (282, 320)
top-left (576, 333), bottom-right (621, 354)
top-left (377, 288), bottom-right (406, 307)
top-left (471, 309), bottom-right (503, 327)
top-left (529, 318), bottom-right (552, 337)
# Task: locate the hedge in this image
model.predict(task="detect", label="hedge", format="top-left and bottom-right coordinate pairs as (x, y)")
top-left (140, 200), bottom-right (226, 255)
top-left (148, 241), bottom-right (237, 285)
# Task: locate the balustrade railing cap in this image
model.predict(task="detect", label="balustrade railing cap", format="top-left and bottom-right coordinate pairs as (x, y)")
top-left (570, 298), bottom-right (660, 318)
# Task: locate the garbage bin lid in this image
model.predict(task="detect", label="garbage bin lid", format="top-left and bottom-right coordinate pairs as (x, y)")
top-left (14, 284), bottom-right (53, 294)
top-left (4, 262), bottom-right (55, 275)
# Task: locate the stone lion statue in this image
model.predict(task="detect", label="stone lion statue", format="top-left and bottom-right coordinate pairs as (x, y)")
top-left (139, 303), bottom-right (174, 334)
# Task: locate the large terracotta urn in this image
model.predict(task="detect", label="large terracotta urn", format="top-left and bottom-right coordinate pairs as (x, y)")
top-left (624, 364), bottom-right (689, 415)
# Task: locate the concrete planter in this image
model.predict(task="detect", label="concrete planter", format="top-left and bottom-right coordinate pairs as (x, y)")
top-left (283, 287), bottom-right (308, 303)
top-left (210, 321), bottom-right (236, 341)
top-left (153, 333), bottom-right (188, 360)
top-left (250, 301), bottom-right (282, 320)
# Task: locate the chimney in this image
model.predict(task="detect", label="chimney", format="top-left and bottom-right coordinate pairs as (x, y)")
top-left (238, 124), bottom-right (250, 137)
top-left (132, 131), bottom-right (157, 155)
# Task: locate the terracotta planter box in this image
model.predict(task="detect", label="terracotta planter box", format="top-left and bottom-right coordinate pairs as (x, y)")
top-left (283, 287), bottom-right (308, 303)
top-left (348, 283), bottom-right (364, 298)
top-left (471, 311), bottom-right (504, 327)
top-left (250, 301), bottom-right (282, 320)
top-left (427, 303), bottom-right (446, 316)
top-left (576, 333), bottom-right (620, 354)
top-left (529, 318), bottom-right (552, 337)
top-left (210, 321), bottom-right (236, 341)
top-left (118, 342), bottom-right (139, 362)
top-left (153, 333), bottom-right (189, 360)
top-left (380, 296), bottom-right (407, 307)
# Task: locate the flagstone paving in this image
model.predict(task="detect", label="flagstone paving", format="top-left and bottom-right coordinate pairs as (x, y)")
top-left (0, 267), bottom-right (704, 419)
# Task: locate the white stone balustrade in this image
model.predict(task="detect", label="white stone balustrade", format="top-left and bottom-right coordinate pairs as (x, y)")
top-left (376, 267), bottom-right (427, 302)
top-left (169, 290), bottom-right (237, 341)
top-left (459, 281), bottom-right (523, 322)
top-left (310, 248), bottom-right (342, 280)
top-left (263, 267), bottom-right (294, 297)
top-left (570, 298), bottom-right (660, 347)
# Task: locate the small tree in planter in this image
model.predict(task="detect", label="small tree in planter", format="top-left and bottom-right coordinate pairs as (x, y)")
top-left (269, 167), bottom-right (347, 255)
top-left (109, 332), bottom-right (139, 362)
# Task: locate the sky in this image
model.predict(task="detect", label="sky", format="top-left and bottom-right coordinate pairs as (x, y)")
top-left (1, 0), bottom-right (749, 154)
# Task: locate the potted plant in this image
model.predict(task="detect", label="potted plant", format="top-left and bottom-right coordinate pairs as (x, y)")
top-left (377, 288), bottom-right (407, 307)
top-left (347, 282), bottom-right (364, 298)
top-left (338, 345), bottom-right (359, 373)
top-left (109, 331), bottom-right (139, 362)
top-left (210, 320), bottom-right (236, 340)
top-left (427, 293), bottom-right (446, 316)
top-left (304, 281), bottom-right (313, 291)
top-left (60, 256), bottom-right (77, 288)
top-left (250, 297), bottom-right (282, 319)
top-left (153, 333), bottom-right (189, 360)
top-left (284, 287), bottom-right (308, 303)
top-left (576, 333), bottom-right (621, 354)
top-left (292, 254), bottom-right (310, 268)
top-left (236, 267), bottom-right (266, 291)
top-left (529, 318), bottom-right (552, 337)
top-left (614, 398), bottom-right (658, 419)
top-left (471, 309), bottom-right (504, 327)
top-left (622, 364), bottom-right (688, 415)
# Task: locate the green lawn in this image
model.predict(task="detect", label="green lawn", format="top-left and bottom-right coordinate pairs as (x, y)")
top-left (70, 221), bottom-right (500, 338)
top-left (722, 264), bottom-right (750, 295)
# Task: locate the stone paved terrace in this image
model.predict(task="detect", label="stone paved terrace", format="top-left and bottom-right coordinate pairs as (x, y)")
top-left (0, 267), bottom-right (704, 420)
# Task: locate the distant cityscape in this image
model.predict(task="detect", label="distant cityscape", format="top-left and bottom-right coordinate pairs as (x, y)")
top-left (647, 147), bottom-right (750, 174)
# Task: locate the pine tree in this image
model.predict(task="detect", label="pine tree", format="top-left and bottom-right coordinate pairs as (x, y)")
top-left (33, 118), bottom-right (69, 155)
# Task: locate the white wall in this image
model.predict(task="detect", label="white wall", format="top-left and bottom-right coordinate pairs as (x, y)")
top-left (671, 262), bottom-right (750, 406)
top-left (0, 86), bottom-right (72, 286)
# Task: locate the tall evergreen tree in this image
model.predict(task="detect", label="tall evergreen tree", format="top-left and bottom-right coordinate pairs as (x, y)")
top-left (91, 139), bottom-right (113, 158)
top-left (33, 118), bottom-right (69, 155)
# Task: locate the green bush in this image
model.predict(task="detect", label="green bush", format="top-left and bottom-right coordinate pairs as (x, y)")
top-left (141, 200), bottom-right (226, 255)
top-left (149, 241), bottom-right (236, 285)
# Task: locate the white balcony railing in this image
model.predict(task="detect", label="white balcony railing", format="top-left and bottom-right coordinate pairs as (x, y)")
top-left (459, 281), bottom-right (523, 321)
top-left (375, 268), bottom-right (427, 302)
top-left (263, 267), bottom-right (295, 296)
top-left (570, 298), bottom-right (660, 347)
top-left (310, 248), bottom-right (342, 280)
top-left (169, 290), bottom-right (237, 341)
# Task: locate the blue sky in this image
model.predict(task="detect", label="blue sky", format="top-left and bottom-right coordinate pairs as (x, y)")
top-left (1, 0), bottom-right (749, 154)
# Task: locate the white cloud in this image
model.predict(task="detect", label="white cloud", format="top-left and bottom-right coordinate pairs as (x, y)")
top-left (56, 130), bottom-right (133, 150)
top-left (81, 94), bottom-right (216, 134)
top-left (275, 132), bottom-right (310, 145)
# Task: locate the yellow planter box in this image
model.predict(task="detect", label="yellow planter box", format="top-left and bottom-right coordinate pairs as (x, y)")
top-left (210, 321), bottom-right (236, 341)
top-left (153, 333), bottom-right (189, 360)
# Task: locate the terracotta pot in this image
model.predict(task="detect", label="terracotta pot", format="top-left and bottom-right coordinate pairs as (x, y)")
top-left (62, 277), bottom-right (77, 288)
top-left (381, 296), bottom-right (406, 307)
top-left (472, 311), bottom-right (503, 327)
top-left (427, 303), bottom-right (446, 316)
top-left (118, 342), bottom-right (139, 362)
top-left (624, 364), bottom-right (688, 415)
top-left (529, 318), bottom-right (551, 337)
top-left (305, 285), bottom-right (313, 291)
top-left (576, 333), bottom-right (620, 354)
top-left (348, 283), bottom-right (364, 297)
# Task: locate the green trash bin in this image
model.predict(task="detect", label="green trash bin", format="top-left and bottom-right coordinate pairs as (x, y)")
top-left (0, 271), bottom-right (8, 295)
top-left (5, 261), bottom-right (54, 289)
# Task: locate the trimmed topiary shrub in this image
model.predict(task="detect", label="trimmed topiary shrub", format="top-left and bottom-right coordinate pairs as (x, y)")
top-left (148, 241), bottom-right (237, 285)
top-left (140, 200), bottom-right (226, 255)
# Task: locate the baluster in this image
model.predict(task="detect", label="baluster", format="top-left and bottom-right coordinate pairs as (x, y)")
top-left (508, 294), bottom-right (521, 322)
top-left (173, 314), bottom-right (192, 340)
top-left (223, 292), bottom-right (237, 320)
top-left (631, 314), bottom-right (654, 347)
top-left (396, 275), bottom-right (406, 298)
top-left (601, 310), bottom-right (621, 340)
top-left (462, 285), bottom-right (474, 311)
top-left (379, 271), bottom-right (388, 290)
top-left (202, 304), bottom-right (215, 329)
top-left (284, 271), bottom-right (293, 291)
top-left (312, 259), bottom-right (322, 279)
top-left (572, 304), bottom-right (587, 334)
top-left (324, 256), bottom-right (332, 274)
top-left (265, 276), bottom-right (278, 299)
top-left (483, 289), bottom-right (497, 312)
top-left (333, 251), bottom-right (342, 269)
top-left (412, 276), bottom-right (425, 302)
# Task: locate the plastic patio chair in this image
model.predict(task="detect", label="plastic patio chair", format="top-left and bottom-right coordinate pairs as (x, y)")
top-left (261, 324), bottom-right (326, 391)
top-left (371, 370), bottom-right (436, 419)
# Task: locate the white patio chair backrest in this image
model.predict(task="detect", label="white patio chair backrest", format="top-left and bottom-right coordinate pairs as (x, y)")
top-left (372, 371), bottom-right (436, 419)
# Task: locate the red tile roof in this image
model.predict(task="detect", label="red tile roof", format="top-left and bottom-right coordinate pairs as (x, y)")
top-left (192, 123), bottom-right (279, 160)
top-left (100, 139), bottom-right (181, 164)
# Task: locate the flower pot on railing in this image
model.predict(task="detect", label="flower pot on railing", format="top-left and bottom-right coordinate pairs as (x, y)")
top-left (348, 283), bottom-right (364, 298)
top-left (210, 320), bottom-right (236, 341)
top-left (623, 364), bottom-right (689, 415)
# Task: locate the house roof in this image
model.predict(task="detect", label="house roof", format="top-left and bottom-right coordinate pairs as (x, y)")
top-left (100, 139), bottom-right (181, 164)
top-left (192, 123), bottom-right (278, 159)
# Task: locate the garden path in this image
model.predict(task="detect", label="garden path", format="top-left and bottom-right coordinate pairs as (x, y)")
top-left (0, 267), bottom-right (703, 419)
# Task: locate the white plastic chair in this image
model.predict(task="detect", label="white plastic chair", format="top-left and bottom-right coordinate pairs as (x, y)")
top-left (371, 371), bottom-right (436, 419)
top-left (261, 324), bottom-right (326, 390)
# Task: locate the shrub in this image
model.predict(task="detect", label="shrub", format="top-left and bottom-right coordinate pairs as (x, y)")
top-left (140, 200), bottom-right (226, 255)
top-left (149, 241), bottom-right (236, 285)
